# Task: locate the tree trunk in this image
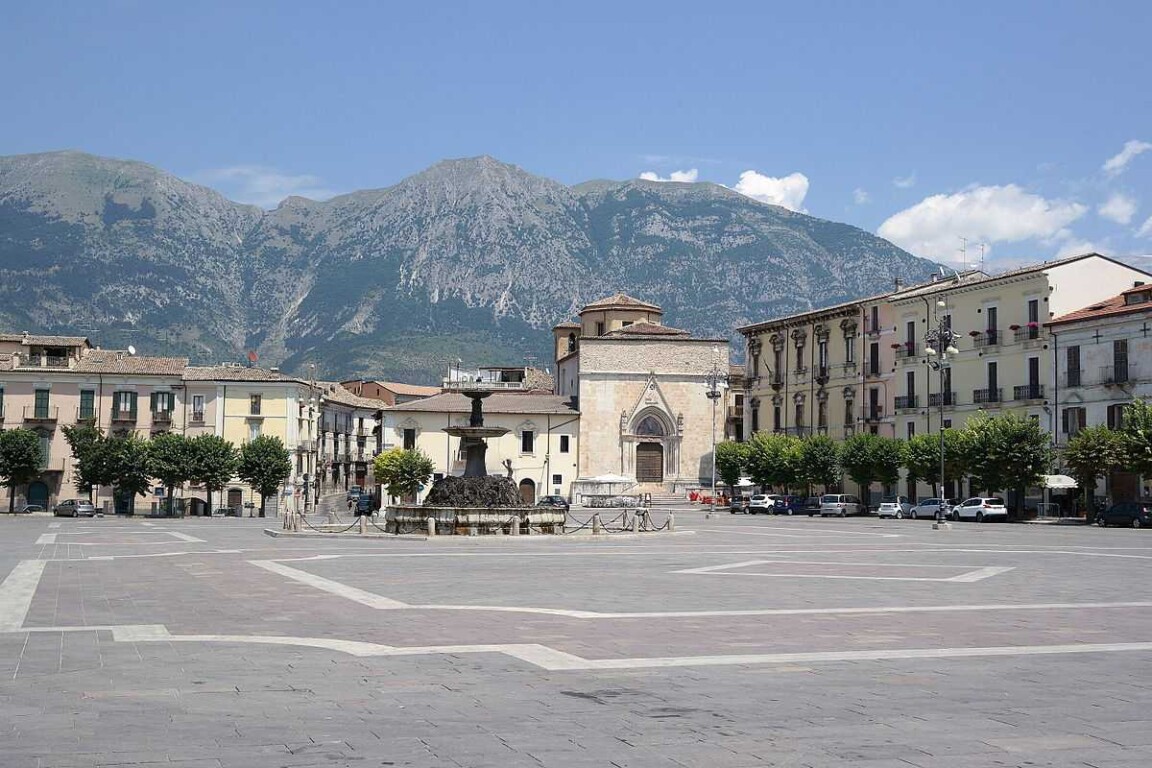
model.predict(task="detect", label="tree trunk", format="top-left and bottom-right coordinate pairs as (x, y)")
top-left (259, 494), bottom-right (266, 517)
top-left (167, 485), bottom-right (174, 517)
top-left (8, 486), bottom-right (14, 514)
top-left (206, 488), bottom-right (213, 518)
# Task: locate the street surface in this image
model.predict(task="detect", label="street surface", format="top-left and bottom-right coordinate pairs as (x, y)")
top-left (2, 510), bottom-right (1151, 767)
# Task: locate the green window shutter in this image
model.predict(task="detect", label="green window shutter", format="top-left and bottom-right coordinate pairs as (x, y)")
top-left (150, 393), bottom-right (158, 413)
top-left (130, 392), bottom-right (138, 414)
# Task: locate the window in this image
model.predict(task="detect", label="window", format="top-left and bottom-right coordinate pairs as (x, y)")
top-left (986, 306), bottom-right (998, 332)
top-left (845, 335), bottom-right (856, 364)
top-left (79, 390), bottom-right (95, 420)
top-left (114, 391), bottom-right (136, 416)
top-left (844, 399), bottom-right (854, 425)
top-left (1062, 407), bottom-right (1087, 436)
top-left (249, 394), bottom-right (262, 415)
top-left (635, 416), bottom-right (664, 436)
top-left (907, 421), bottom-right (915, 439)
top-left (772, 404), bottom-right (782, 431)
top-left (521, 430), bottom-right (535, 453)
top-left (595, 321), bottom-right (605, 336)
top-left (1114, 339), bottom-right (1129, 381)
top-left (794, 402), bottom-right (805, 429)
top-left (750, 403), bottom-right (760, 433)
top-left (817, 339), bottom-right (828, 371)
top-left (0, 386), bottom-right (4, 419)
top-left (559, 435), bottom-right (570, 453)
top-left (905, 320), bottom-right (916, 345)
top-left (942, 314), bottom-right (952, 330)
top-left (39, 434), bottom-right (50, 468)
top-left (1107, 404), bottom-right (1127, 430)
top-left (151, 391), bottom-right (174, 413)
top-left (248, 421), bottom-right (262, 442)
top-left (817, 400), bottom-right (827, 430)
top-left (552, 474), bottom-right (562, 486)
top-left (987, 361), bottom-right (998, 392)
top-left (869, 305), bottom-right (879, 333)
top-left (403, 428), bottom-right (416, 450)
top-left (192, 394), bottom-right (205, 420)
top-left (906, 370), bottom-right (916, 398)
top-left (34, 389), bottom-right (50, 419)
top-left (868, 342), bottom-right (880, 375)
top-left (1067, 346), bottom-right (1081, 387)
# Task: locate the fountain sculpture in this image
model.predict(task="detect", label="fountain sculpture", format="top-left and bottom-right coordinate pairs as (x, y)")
top-left (385, 389), bottom-right (564, 534)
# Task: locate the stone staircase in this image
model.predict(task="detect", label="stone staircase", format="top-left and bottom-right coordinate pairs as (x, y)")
top-left (308, 491), bottom-right (353, 523)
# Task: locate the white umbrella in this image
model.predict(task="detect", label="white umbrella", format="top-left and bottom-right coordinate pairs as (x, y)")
top-left (1042, 474), bottom-right (1078, 489)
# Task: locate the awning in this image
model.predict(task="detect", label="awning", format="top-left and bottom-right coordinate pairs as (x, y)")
top-left (1041, 474), bottom-right (1078, 489)
top-left (734, 476), bottom-right (754, 487)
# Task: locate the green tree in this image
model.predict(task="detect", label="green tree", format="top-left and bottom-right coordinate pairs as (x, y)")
top-left (61, 423), bottom-right (111, 499)
top-left (0, 428), bottom-right (45, 513)
top-left (839, 432), bottom-right (880, 500)
top-left (1121, 399), bottom-right (1152, 479)
top-left (964, 412), bottom-right (1051, 516)
top-left (238, 435), bottom-right (292, 517)
top-left (103, 434), bottom-right (153, 508)
top-left (1063, 425), bottom-right (1127, 513)
top-left (904, 433), bottom-right (942, 495)
top-left (797, 435), bottom-right (840, 491)
top-left (715, 440), bottom-right (750, 491)
top-left (746, 432), bottom-right (802, 491)
top-left (188, 434), bottom-right (238, 515)
top-left (373, 448), bottom-right (434, 500)
top-left (147, 433), bottom-right (193, 515)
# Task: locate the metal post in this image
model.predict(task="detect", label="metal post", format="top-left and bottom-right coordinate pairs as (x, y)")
top-left (705, 346), bottom-right (725, 519)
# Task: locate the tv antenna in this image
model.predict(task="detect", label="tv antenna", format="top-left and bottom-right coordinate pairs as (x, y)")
top-left (958, 236), bottom-right (968, 270)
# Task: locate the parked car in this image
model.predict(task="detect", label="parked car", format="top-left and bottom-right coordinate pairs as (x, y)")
top-left (747, 494), bottom-right (775, 513)
top-left (1096, 501), bottom-right (1152, 528)
top-left (773, 495), bottom-right (810, 515)
top-left (17, 504), bottom-right (45, 514)
top-left (819, 493), bottom-right (863, 517)
top-left (346, 485), bottom-right (363, 501)
top-left (729, 496), bottom-right (750, 514)
top-left (951, 497), bottom-right (1008, 522)
top-left (909, 498), bottom-right (959, 520)
top-left (877, 496), bottom-right (913, 519)
top-left (536, 495), bottom-right (570, 513)
top-left (804, 496), bottom-right (822, 515)
top-left (53, 499), bottom-right (97, 517)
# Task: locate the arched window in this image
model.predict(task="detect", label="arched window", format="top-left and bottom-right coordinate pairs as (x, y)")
top-left (635, 415), bottom-right (665, 436)
top-left (567, 333), bottom-right (577, 353)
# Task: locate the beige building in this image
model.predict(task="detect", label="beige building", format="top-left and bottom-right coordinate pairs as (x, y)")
top-left (383, 392), bottom-right (580, 503)
top-left (315, 381), bottom-right (384, 494)
top-left (553, 294), bottom-right (730, 494)
top-left (340, 379), bottom-right (439, 406)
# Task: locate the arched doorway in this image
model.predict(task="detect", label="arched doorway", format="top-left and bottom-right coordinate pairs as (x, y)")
top-left (27, 481), bottom-right (49, 509)
top-left (518, 478), bottom-right (536, 505)
top-left (636, 443), bottom-right (665, 483)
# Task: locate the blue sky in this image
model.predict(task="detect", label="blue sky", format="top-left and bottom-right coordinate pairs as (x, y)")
top-left (4, 0), bottom-right (1151, 267)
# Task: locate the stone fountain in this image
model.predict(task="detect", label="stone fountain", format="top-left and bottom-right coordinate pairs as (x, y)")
top-left (385, 389), bottom-right (564, 535)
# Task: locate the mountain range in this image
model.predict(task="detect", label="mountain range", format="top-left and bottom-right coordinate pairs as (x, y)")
top-left (0, 151), bottom-right (938, 382)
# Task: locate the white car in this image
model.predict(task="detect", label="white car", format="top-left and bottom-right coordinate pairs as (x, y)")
top-left (910, 498), bottom-right (958, 520)
top-left (877, 496), bottom-right (913, 519)
top-left (951, 497), bottom-right (1008, 522)
top-left (747, 494), bottom-right (774, 513)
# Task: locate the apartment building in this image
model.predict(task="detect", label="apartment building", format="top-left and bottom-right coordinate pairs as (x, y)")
top-left (340, 379), bottom-right (439, 406)
top-left (316, 382), bottom-right (383, 493)
top-left (1049, 279), bottom-right (1152, 501)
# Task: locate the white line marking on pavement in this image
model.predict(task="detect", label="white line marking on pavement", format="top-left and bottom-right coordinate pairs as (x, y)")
top-left (87, 550), bottom-right (243, 561)
top-left (698, 526), bottom-right (901, 538)
top-left (0, 561), bottom-right (47, 631)
top-left (35, 534), bottom-right (57, 545)
top-left (250, 560), bottom-right (408, 609)
top-left (48, 523), bottom-right (61, 529)
top-left (165, 531), bottom-right (206, 543)
top-left (97, 628), bottom-right (1152, 671)
top-left (673, 559), bottom-right (1015, 582)
top-left (141, 522), bottom-right (156, 527)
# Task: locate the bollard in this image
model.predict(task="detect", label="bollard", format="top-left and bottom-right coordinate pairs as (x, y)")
top-left (592, 513), bottom-right (602, 535)
top-left (667, 512), bottom-right (675, 532)
top-left (360, 516), bottom-right (367, 535)
top-left (510, 516), bottom-right (520, 536)
top-left (426, 517), bottom-right (436, 537)
top-left (632, 513), bottom-right (640, 534)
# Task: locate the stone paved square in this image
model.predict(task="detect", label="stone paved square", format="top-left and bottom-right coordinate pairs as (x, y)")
top-left (3, 511), bottom-right (1152, 767)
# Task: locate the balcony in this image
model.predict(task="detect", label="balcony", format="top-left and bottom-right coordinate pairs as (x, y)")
top-left (813, 365), bottom-right (830, 383)
top-left (74, 407), bottom-right (97, 424)
top-left (865, 321), bottom-right (883, 337)
top-left (972, 330), bottom-right (1000, 349)
top-left (18, 354), bottom-right (70, 369)
top-left (928, 392), bottom-right (957, 407)
top-left (792, 366), bottom-right (809, 384)
top-left (1013, 326), bottom-right (1042, 344)
top-left (768, 373), bottom-right (784, 390)
top-left (297, 439), bottom-right (316, 452)
top-left (1064, 370), bottom-right (1083, 388)
top-left (863, 362), bottom-right (883, 380)
top-left (151, 410), bottom-right (173, 425)
top-left (23, 406), bottom-right (59, 424)
top-left (190, 411), bottom-right (206, 425)
top-left (111, 410), bottom-right (138, 424)
top-left (783, 426), bottom-right (812, 437)
top-left (839, 361), bottom-right (858, 374)
top-left (1101, 363), bottom-right (1135, 386)
top-left (444, 380), bottom-right (525, 391)
top-left (973, 387), bottom-right (1003, 405)
top-left (355, 427), bottom-right (371, 437)
top-left (863, 407), bottom-right (884, 424)
top-left (894, 395), bottom-right (920, 411)
top-left (894, 341), bottom-right (919, 360)
top-left (1012, 384), bottom-right (1046, 401)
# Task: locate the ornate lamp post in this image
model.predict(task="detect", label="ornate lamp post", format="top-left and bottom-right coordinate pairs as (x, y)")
top-left (923, 299), bottom-right (960, 524)
top-left (705, 345), bottom-right (727, 519)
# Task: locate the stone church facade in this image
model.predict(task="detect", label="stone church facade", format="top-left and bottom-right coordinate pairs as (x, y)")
top-left (553, 294), bottom-right (729, 495)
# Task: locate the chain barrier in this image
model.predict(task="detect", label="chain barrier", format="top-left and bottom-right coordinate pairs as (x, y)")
top-left (298, 514), bottom-right (361, 534)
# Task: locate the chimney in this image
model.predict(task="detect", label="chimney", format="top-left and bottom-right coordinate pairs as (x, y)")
top-left (894, 277), bottom-right (905, 291)
top-left (929, 274), bottom-right (938, 283)
top-left (270, 367), bottom-right (279, 373)
top-left (1136, 281), bottom-right (1146, 288)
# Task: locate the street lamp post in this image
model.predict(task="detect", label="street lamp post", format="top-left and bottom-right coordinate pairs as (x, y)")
top-left (923, 299), bottom-right (960, 526)
top-left (705, 345), bottom-right (727, 519)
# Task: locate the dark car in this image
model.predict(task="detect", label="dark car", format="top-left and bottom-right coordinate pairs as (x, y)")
top-left (17, 504), bottom-right (45, 514)
top-left (773, 495), bottom-right (809, 516)
top-left (537, 495), bottom-right (570, 512)
top-left (346, 485), bottom-right (363, 501)
top-left (1097, 501), bottom-right (1152, 528)
top-left (729, 496), bottom-right (750, 514)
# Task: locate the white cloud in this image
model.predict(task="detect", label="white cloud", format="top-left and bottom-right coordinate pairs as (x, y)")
top-left (893, 173), bottom-right (917, 189)
top-left (1137, 215), bottom-right (1152, 238)
top-left (1098, 193), bottom-right (1137, 225)
top-left (853, 188), bottom-right (870, 205)
top-left (1102, 140), bottom-right (1152, 177)
top-left (196, 165), bottom-right (337, 208)
top-left (639, 168), bottom-right (699, 183)
top-left (877, 184), bottom-right (1087, 261)
top-left (1054, 238), bottom-right (1103, 259)
top-left (732, 170), bottom-right (809, 212)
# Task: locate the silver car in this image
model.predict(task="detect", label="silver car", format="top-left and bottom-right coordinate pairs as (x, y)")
top-left (53, 499), bottom-right (97, 517)
top-left (819, 493), bottom-right (862, 517)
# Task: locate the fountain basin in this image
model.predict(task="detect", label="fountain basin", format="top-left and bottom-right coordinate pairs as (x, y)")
top-left (385, 505), bottom-right (565, 535)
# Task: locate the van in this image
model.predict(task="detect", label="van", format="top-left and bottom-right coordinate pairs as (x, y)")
top-left (819, 494), bottom-right (862, 517)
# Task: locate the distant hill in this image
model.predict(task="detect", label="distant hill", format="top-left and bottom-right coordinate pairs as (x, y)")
top-left (0, 151), bottom-right (937, 382)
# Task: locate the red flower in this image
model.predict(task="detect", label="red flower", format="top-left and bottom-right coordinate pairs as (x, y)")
top-left (968, 330), bottom-right (980, 337)
top-left (1009, 324), bottom-right (1021, 330)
